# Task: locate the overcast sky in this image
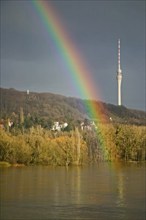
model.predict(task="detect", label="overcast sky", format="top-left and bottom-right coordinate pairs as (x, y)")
top-left (1, 0), bottom-right (145, 110)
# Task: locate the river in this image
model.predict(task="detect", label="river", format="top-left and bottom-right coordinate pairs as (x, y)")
top-left (0, 162), bottom-right (145, 220)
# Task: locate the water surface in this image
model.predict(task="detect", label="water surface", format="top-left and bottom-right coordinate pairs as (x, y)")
top-left (0, 162), bottom-right (145, 220)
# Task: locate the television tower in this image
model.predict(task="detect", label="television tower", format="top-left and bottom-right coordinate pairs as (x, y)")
top-left (117, 39), bottom-right (122, 106)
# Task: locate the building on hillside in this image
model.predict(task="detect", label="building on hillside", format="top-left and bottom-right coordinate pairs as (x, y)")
top-left (52, 121), bottom-right (68, 131)
top-left (80, 120), bottom-right (97, 131)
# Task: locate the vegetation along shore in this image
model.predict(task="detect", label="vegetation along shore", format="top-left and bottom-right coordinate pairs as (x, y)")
top-left (0, 124), bottom-right (145, 166)
top-left (0, 88), bottom-right (146, 166)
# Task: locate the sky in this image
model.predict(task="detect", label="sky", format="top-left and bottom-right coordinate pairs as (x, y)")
top-left (1, 0), bottom-right (145, 111)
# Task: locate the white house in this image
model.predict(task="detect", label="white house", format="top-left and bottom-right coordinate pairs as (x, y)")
top-left (52, 122), bottom-right (68, 131)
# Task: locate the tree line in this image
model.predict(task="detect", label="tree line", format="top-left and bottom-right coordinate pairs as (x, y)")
top-left (0, 123), bottom-right (145, 166)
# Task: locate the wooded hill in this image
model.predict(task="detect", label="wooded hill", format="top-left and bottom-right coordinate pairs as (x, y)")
top-left (0, 88), bottom-right (145, 127)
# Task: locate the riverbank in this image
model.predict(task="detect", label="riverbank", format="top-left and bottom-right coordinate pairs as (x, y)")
top-left (0, 124), bottom-right (145, 166)
top-left (0, 161), bottom-right (26, 167)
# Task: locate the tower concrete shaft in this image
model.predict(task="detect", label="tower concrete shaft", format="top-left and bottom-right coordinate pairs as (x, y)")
top-left (117, 39), bottom-right (122, 106)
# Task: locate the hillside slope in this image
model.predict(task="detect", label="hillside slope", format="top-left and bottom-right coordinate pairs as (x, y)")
top-left (0, 88), bottom-right (145, 126)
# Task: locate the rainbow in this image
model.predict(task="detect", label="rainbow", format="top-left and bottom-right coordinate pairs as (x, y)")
top-left (31, 1), bottom-right (109, 157)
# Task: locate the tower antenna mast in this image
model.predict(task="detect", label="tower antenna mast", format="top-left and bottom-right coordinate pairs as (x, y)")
top-left (117, 39), bottom-right (122, 106)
